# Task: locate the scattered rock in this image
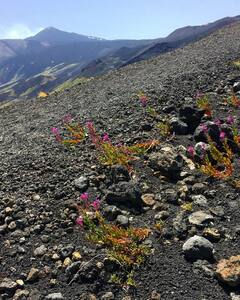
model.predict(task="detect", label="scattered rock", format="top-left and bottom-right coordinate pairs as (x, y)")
top-left (141, 194), bottom-right (156, 206)
top-left (188, 211), bottom-right (214, 226)
top-left (26, 268), bottom-right (39, 282)
top-left (46, 292), bottom-right (64, 300)
top-left (0, 278), bottom-right (18, 296)
top-left (116, 215), bottom-right (129, 227)
top-left (203, 228), bottom-right (221, 241)
top-left (111, 165), bottom-right (130, 183)
top-left (73, 176), bottom-right (89, 191)
top-left (105, 181), bottom-right (142, 208)
top-left (101, 292), bottom-right (114, 299)
top-left (149, 146), bottom-right (183, 180)
top-left (13, 289), bottom-right (29, 300)
top-left (182, 235), bottom-right (214, 261)
top-left (216, 255), bottom-right (240, 287)
top-left (34, 245), bottom-right (47, 256)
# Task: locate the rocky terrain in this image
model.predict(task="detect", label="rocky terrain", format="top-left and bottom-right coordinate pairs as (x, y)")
top-left (0, 21), bottom-right (240, 300)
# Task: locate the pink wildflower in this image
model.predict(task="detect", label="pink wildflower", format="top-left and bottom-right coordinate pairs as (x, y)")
top-left (51, 127), bottom-right (60, 135)
top-left (226, 115), bottom-right (234, 125)
top-left (187, 146), bottom-right (195, 157)
top-left (102, 133), bottom-right (110, 142)
top-left (63, 114), bottom-right (73, 124)
top-left (86, 121), bottom-right (94, 128)
top-left (92, 198), bottom-right (101, 211)
top-left (51, 127), bottom-right (62, 142)
top-left (80, 193), bottom-right (89, 202)
top-left (76, 215), bottom-right (84, 226)
top-left (200, 124), bottom-right (208, 133)
top-left (220, 131), bottom-right (226, 140)
top-left (139, 95), bottom-right (148, 107)
top-left (195, 91), bottom-right (204, 99)
top-left (214, 119), bottom-right (221, 126)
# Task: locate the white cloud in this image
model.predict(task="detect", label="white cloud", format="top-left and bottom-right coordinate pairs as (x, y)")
top-left (0, 24), bottom-right (43, 39)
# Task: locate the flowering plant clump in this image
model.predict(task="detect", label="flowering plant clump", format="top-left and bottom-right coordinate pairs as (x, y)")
top-left (223, 92), bottom-right (240, 108)
top-left (157, 121), bottom-right (172, 138)
top-left (75, 193), bottom-right (151, 284)
top-left (196, 92), bottom-right (212, 117)
top-left (51, 114), bottom-right (86, 145)
top-left (188, 121), bottom-right (235, 179)
top-left (86, 121), bottom-right (159, 169)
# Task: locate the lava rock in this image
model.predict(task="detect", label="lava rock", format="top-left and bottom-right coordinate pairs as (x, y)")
top-left (182, 235), bottom-right (214, 261)
top-left (188, 211), bottom-right (214, 226)
top-left (73, 176), bottom-right (89, 191)
top-left (111, 165), bottom-right (130, 183)
top-left (179, 106), bottom-right (204, 132)
top-left (149, 146), bottom-right (183, 180)
top-left (105, 181), bottom-right (142, 208)
top-left (0, 278), bottom-right (18, 296)
top-left (169, 117), bottom-right (188, 135)
top-left (46, 293), bottom-right (64, 300)
top-left (216, 255), bottom-right (240, 287)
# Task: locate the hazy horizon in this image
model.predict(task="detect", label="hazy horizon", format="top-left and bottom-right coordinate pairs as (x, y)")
top-left (0, 0), bottom-right (239, 40)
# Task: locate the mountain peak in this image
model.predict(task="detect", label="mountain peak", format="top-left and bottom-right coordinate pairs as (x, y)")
top-left (28, 27), bottom-right (106, 44)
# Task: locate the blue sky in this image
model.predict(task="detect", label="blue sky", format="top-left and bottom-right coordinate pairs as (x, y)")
top-left (0, 0), bottom-right (239, 39)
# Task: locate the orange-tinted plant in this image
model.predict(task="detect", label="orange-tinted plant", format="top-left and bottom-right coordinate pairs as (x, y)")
top-left (86, 121), bottom-right (159, 169)
top-left (75, 193), bottom-right (151, 284)
top-left (196, 93), bottom-right (212, 117)
top-left (224, 92), bottom-right (240, 108)
top-left (189, 137), bottom-right (234, 179)
top-left (51, 115), bottom-right (86, 145)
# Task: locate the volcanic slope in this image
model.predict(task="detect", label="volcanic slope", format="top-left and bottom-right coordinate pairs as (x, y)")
top-left (0, 22), bottom-right (240, 299)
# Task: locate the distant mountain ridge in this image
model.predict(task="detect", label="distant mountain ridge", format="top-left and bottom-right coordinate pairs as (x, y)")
top-left (0, 15), bottom-right (240, 102)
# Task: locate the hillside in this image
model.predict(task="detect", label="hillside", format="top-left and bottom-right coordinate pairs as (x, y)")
top-left (0, 16), bottom-right (240, 102)
top-left (0, 22), bottom-right (240, 300)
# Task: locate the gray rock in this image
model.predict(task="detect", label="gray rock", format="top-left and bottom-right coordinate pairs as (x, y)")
top-left (182, 235), bottom-right (214, 261)
top-left (65, 261), bottom-right (81, 277)
top-left (13, 289), bottom-right (30, 300)
top-left (116, 215), bottom-right (129, 227)
top-left (59, 244), bottom-right (75, 259)
top-left (149, 147), bottom-right (183, 180)
top-left (169, 117), bottom-right (188, 135)
top-left (101, 292), bottom-right (114, 300)
top-left (34, 245), bottom-right (47, 256)
top-left (111, 165), bottom-right (130, 183)
top-left (105, 181), bottom-right (142, 208)
top-left (26, 268), bottom-right (39, 282)
top-left (0, 278), bottom-right (18, 295)
top-left (188, 211), bottom-right (214, 226)
top-left (154, 211), bottom-right (170, 221)
top-left (231, 293), bottom-right (240, 300)
top-left (191, 195), bottom-right (208, 207)
top-left (179, 106), bottom-right (204, 132)
top-left (46, 293), bottom-right (64, 300)
top-left (73, 176), bottom-right (89, 191)
top-left (233, 81), bottom-right (240, 93)
top-left (103, 205), bottom-right (121, 221)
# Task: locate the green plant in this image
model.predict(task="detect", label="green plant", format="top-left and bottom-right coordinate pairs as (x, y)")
top-left (196, 93), bottom-right (212, 117)
top-left (223, 92), bottom-right (240, 108)
top-left (157, 121), bottom-right (172, 138)
top-left (75, 193), bottom-right (151, 286)
top-left (51, 115), bottom-right (86, 145)
top-left (86, 121), bottom-right (159, 169)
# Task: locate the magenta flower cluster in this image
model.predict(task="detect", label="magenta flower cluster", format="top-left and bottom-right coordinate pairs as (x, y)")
top-left (76, 193), bottom-right (101, 227)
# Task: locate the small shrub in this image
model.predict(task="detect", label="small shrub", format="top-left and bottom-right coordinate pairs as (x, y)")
top-left (223, 92), bottom-right (240, 108)
top-left (86, 121), bottom-right (159, 169)
top-left (75, 193), bottom-right (151, 285)
top-left (51, 115), bottom-right (86, 145)
top-left (157, 121), bottom-right (172, 138)
top-left (196, 92), bottom-right (212, 117)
